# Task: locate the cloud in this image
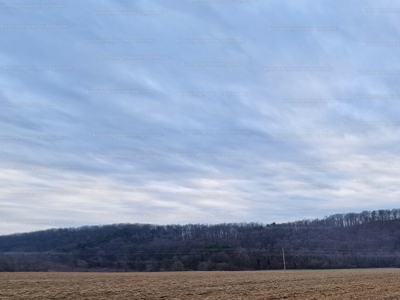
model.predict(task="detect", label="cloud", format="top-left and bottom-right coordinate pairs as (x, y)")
top-left (0, 0), bottom-right (399, 235)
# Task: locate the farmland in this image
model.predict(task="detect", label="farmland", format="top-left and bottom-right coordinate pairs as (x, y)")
top-left (1, 269), bottom-right (400, 299)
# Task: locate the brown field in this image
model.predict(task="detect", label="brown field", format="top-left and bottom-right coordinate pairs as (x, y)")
top-left (1, 269), bottom-right (400, 299)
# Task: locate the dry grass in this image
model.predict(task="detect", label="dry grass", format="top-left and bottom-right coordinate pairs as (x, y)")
top-left (1, 269), bottom-right (400, 299)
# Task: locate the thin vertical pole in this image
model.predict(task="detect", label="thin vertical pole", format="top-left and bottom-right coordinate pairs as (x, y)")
top-left (282, 248), bottom-right (286, 270)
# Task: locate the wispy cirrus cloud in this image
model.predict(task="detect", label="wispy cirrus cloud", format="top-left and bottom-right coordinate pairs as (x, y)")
top-left (0, 0), bottom-right (400, 235)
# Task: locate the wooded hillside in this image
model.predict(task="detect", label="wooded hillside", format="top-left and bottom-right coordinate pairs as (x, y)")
top-left (1, 208), bottom-right (400, 271)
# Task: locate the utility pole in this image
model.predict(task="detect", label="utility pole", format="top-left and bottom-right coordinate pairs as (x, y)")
top-left (282, 248), bottom-right (286, 270)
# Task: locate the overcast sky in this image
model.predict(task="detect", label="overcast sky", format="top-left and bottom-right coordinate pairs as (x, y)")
top-left (1, 0), bottom-right (400, 235)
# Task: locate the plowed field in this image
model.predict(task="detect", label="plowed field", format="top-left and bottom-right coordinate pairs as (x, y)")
top-left (1, 269), bottom-right (400, 299)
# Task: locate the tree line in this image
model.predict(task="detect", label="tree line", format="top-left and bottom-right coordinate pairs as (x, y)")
top-left (1, 208), bottom-right (400, 271)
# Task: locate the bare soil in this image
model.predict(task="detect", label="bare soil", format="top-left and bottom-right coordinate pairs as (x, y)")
top-left (1, 269), bottom-right (400, 299)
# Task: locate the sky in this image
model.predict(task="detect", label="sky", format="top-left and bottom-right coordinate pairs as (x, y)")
top-left (1, 0), bottom-right (400, 235)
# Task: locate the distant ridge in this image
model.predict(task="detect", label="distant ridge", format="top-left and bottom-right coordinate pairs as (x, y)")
top-left (1, 208), bottom-right (400, 271)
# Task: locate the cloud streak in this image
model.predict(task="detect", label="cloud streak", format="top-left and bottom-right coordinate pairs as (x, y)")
top-left (0, 0), bottom-right (399, 235)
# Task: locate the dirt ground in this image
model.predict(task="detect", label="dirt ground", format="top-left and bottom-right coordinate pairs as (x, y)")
top-left (1, 269), bottom-right (400, 299)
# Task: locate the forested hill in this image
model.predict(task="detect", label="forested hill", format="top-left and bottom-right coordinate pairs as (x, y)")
top-left (1, 208), bottom-right (400, 272)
